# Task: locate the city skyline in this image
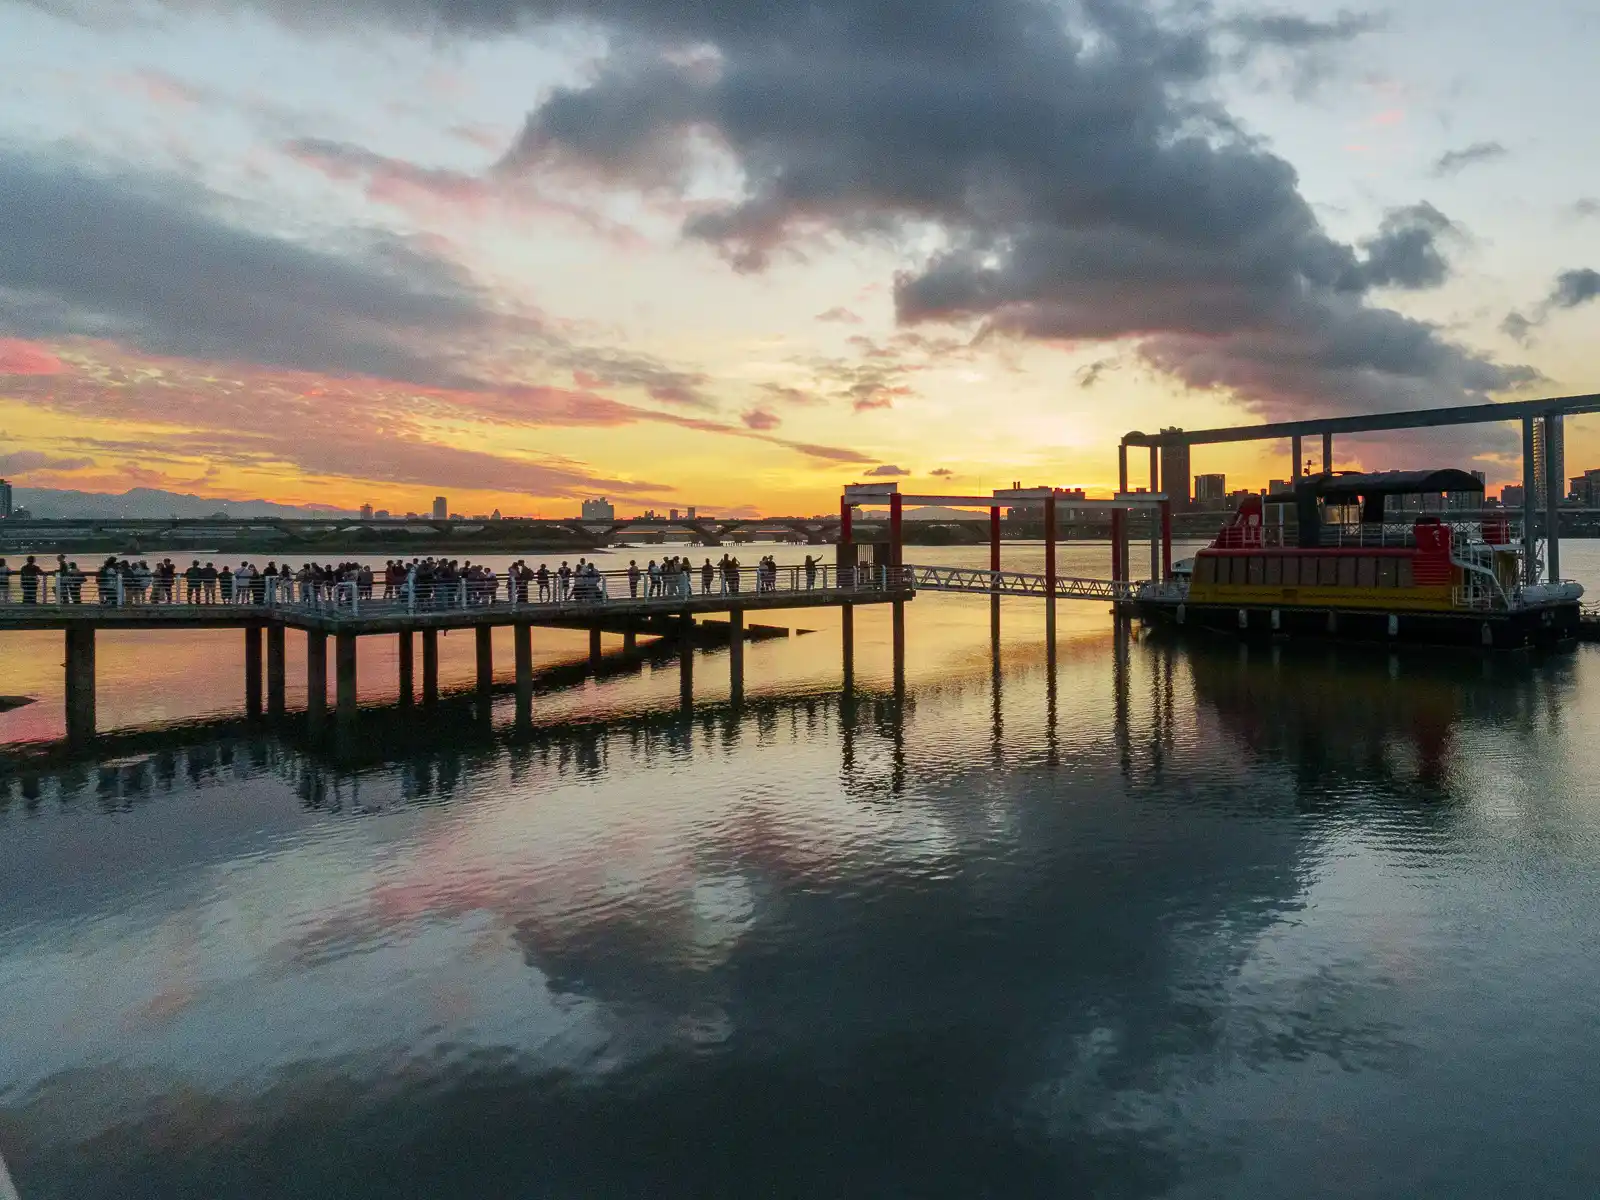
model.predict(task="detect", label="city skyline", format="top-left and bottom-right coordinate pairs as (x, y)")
top-left (0, 0), bottom-right (1597, 516)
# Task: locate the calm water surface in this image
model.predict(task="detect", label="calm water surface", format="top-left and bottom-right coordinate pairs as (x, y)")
top-left (5, 542), bottom-right (1600, 1197)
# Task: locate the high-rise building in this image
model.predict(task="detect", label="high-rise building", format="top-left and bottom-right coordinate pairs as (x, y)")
top-left (1533, 419), bottom-right (1564, 508)
top-left (581, 497), bottom-right (616, 520)
top-left (686, 506), bottom-right (697, 520)
top-left (1194, 473), bottom-right (1226, 507)
top-left (1447, 470), bottom-right (1487, 511)
top-left (1568, 469), bottom-right (1600, 507)
top-left (0, 478), bottom-right (11, 519)
top-left (1158, 428), bottom-right (1190, 509)
top-left (669, 508), bottom-right (679, 521)
top-left (360, 503), bottom-right (374, 520)
top-left (432, 496), bottom-right (449, 520)
top-left (375, 509), bottom-right (390, 519)
top-left (1502, 484), bottom-right (1525, 508)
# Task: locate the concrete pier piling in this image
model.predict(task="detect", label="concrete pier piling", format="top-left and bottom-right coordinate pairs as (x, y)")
top-left (245, 624), bottom-right (263, 718)
top-left (306, 630), bottom-right (327, 730)
top-left (422, 629), bottom-right (439, 706)
top-left (514, 622), bottom-right (533, 720)
top-left (729, 608), bottom-right (745, 703)
top-left (266, 625), bottom-right (285, 717)
top-left (64, 627), bottom-right (95, 743)
top-left (475, 625), bottom-right (493, 712)
top-left (335, 632), bottom-right (358, 725)
top-left (397, 631), bottom-right (413, 706)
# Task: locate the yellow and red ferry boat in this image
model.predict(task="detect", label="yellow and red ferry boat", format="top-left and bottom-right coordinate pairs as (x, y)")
top-left (1137, 469), bottom-right (1583, 648)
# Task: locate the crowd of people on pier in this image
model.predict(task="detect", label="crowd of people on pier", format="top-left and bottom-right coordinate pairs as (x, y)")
top-left (0, 552), bottom-right (828, 606)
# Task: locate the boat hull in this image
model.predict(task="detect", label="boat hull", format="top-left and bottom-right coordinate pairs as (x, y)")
top-left (1134, 597), bottom-right (1581, 650)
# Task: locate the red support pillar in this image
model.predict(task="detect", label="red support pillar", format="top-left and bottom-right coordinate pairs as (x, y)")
top-left (1111, 508), bottom-right (1125, 582)
top-left (1043, 494), bottom-right (1057, 593)
top-left (989, 506), bottom-right (1001, 572)
top-left (889, 492), bottom-right (903, 570)
top-left (840, 496), bottom-right (852, 546)
top-left (1160, 499), bottom-right (1172, 581)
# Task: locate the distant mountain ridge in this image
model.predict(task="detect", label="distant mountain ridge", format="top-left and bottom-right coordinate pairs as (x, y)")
top-left (10, 486), bottom-right (356, 520)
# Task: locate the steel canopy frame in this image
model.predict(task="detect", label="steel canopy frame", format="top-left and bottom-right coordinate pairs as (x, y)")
top-left (1121, 391), bottom-right (1600, 587)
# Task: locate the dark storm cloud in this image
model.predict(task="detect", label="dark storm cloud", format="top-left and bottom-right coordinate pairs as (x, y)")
top-left (491, 0), bottom-right (1524, 421)
top-left (93, 0), bottom-right (1526, 421)
top-left (1221, 9), bottom-right (1384, 47)
top-left (0, 150), bottom-right (493, 386)
top-left (1550, 268), bottom-right (1600, 309)
top-left (1500, 268), bottom-right (1600, 344)
top-left (1356, 203), bottom-right (1455, 290)
top-left (1431, 141), bottom-right (1508, 177)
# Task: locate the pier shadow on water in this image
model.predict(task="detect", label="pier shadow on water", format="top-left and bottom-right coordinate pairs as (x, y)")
top-left (4, 622), bottom-right (1600, 1198)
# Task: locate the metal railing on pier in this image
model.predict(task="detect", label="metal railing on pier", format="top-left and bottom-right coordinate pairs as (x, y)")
top-left (906, 564), bottom-right (1141, 603)
top-left (0, 564), bottom-right (913, 615)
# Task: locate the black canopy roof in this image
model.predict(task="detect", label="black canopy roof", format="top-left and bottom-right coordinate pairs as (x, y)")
top-left (1294, 469), bottom-right (1485, 501)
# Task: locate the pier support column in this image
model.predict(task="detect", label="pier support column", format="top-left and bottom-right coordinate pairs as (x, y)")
top-left (729, 608), bottom-right (745, 703)
top-left (679, 616), bottom-right (694, 710)
top-left (1291, 434), bottom-right (1302, 482)
top-left (1544, 413), bottom-right (1564, 582)
top-left (306, 630), bottom-right (327, 731)
top-left (1522, 416), bottom-right (1539, 585)
top-left (64, 626), bottom-right (95, 743)
top-left (421, 629), bottom-right (439, 706)
top-left (1323, 431), bottom-right (1334, 475)
top-left (623, 629), bottom-right (637, 652)
top-left (1044, 493), bottom-right (1058, 641)
top-left (397, 631), bottom-right (413, 706)
top-left (1160, 499), bottom-right (1173, 581)
top-left (266, 625), bottom-right (285, 717)
top-left (893, 601), bottom-right (906, 698)
top-left (335, 632), bottom-right (358, 726)
top-left (841, 604), bottom-right (855, 690)
top-left (1110, 508), bottom-right (1126, 584)
top-left (589, 627), bottom-right (603, 669)
top-left (1117, 443), bottom-right (1129, 495)
top-left (475, 625), bottom-right (493, 709)
top-left (514, 622), bottom-right (533, 722)
top-left (244, 624), bottom-right (263, 718)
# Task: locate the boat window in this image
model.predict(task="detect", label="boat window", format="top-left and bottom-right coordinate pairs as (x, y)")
top-left (1318, 558), bottom-right (1338, 586)
top-left (1398, 558), bottom-right (1414, 588)
top-left (1378, 559), bottom-right (1399, 587)
top-left (1337, 558), bottom-right (1357, 588)
top-left (1247, 557), bottom-right (1265, 585)
top-left (1357, 557), bottom-right (1377, 588)
top-left (1265, 557), bottom-right (1282, 586)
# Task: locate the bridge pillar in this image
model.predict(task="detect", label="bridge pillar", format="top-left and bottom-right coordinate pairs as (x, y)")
top-left (1148, 445), bottom-right (1159, 492)
top-left (1544, 413), bottom-right (1564, 582)
top-left (266, 625), bottom-right (286, 717)
top-left (1323, 431), bottom-right (1334, 474)
top-left (890, 493), bottom-right (904, 570)
top-left (729, 608), bottom-right (745, 702)
top-left (64, 626), bottom-right (95, 744)
top-left (1160, 499), bottom-right (1173, 581)
top-left (335, 632), bottom-right (358, 725)
top-left (1110, 509), bottom-right (1126, 583)
top-left (244, 624), bottom-right (263, 718)
top-left (1044, 494), bottom-right (1058, 640)
top-left (475, 625), bottom-right (493, 710)
top-left (421, 629), bottom-right (439, 706)
top-left (1522, 416), bottom-right (1539, 585)
top-left (397, 631), bottom-right (413, 706)
top-left (589, 627), bottom-right (603, 669)
top-left (306, 630), bottom-right (327, 730)
top-left (989, 506), bottom-right (1001, 573)
top-left (1291, 434), bottom-right (1302, 482)
top-left (514, 622), bottom-right (533, 722)
top-left (679, 619), bottom-right (694, 710)
top-left (1118, 443), bottom-right (1128, 495)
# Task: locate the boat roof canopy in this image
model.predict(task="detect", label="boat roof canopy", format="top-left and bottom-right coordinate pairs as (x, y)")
top-left (1295, 469), bottom-right (1485, 501)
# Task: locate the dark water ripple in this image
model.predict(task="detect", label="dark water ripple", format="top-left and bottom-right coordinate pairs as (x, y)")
top-left (4, 597), bottom-right (1600, 1197)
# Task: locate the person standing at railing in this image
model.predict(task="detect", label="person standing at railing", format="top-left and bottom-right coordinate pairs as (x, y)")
top-left (627, 559), bottom-right (640, 598)
top-left (19, 555), bottom-right (41, 604)
top-left (804, 555), bottom-right (817, 589)
top-left (701, 558), bottom-right (714, 595)
top-left (184, 560), bottom-right (202, 603)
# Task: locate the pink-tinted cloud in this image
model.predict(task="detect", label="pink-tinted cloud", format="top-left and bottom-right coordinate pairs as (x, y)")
top-left (741, 407), bottom-right (781, 430)
top-left (815, 306), bottom-right (862, 324)
top-left (0, 339), bottom-right (67, 376)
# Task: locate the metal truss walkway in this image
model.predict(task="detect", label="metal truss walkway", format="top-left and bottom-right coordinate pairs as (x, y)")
top-left (906, 564), bottom-right (1139, 603)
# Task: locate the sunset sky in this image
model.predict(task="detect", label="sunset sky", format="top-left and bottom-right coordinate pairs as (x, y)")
top-left (1, 0), bottom-right (1596, 517)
